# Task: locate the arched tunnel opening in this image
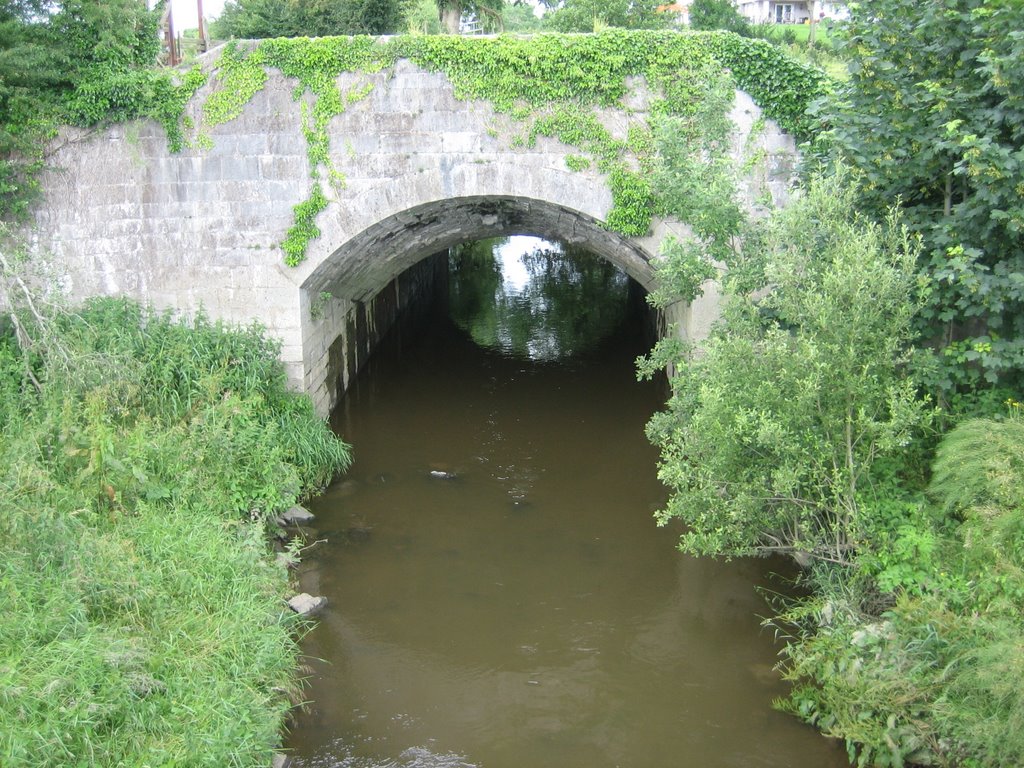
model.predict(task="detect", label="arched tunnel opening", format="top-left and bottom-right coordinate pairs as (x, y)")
top-left (283, 203), bottom-right (847, 768)
top-left (447, 236), bottom-right (655, 363)
top-left (300, 196), bottom-right (667, 416)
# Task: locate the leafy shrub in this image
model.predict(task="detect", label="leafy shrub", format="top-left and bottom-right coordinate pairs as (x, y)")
top-left (643, 170), bottom-right (930, 564)
top-left (775, 582), bottom-right (948, 768)
top-left (776, 408), bottom-right (1024, 766)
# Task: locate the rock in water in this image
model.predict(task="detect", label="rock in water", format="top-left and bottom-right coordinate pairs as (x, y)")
top-left (287, 593), bottom-right (327, 616)
top-left (278, 505), bottom-right (315, 526)
top-left (430, 470), bottom-right (456, 480)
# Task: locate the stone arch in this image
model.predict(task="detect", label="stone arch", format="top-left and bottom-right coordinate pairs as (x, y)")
top-left (297, 194), bottom-right (662, 416)
top-left (302, 195), bottom-right (658, 301)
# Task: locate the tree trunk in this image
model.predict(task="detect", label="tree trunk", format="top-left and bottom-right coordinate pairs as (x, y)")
top-left (944, 168), bottom-right (952, 217)
top-left (441, 4), bottom-right (461, 34)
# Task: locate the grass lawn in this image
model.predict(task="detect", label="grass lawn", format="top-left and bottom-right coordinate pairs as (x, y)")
top-left (763, 22), bottom-right (834, 45)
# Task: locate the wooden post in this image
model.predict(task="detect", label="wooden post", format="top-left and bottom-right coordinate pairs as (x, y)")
top-left (165, 2), bottom-right (179, 66)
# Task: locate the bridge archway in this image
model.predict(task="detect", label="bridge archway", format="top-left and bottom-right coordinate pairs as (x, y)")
top-left (298, 194), bottom-right (665, 415)
top-left (304, 195), bottom-right (658, 301)
top-left (32, 40), bottom-right (802, 417)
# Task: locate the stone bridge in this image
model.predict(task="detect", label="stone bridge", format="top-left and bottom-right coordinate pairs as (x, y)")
top-left (34, 38), bottom-right (798, 416)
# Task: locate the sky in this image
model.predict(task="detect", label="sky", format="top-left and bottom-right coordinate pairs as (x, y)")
top-left (167, 0), bottom-right (226, 31)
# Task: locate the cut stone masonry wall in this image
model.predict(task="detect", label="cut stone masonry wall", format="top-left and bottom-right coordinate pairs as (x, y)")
top-left (33, 54), bottom-right (797, 417)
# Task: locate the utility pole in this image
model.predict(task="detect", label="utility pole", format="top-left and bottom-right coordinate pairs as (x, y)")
top-left (197, 0), bottom-right (207, 53)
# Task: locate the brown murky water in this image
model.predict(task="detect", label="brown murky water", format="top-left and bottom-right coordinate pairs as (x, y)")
top-left (284, 240), bottom-right (847, 768)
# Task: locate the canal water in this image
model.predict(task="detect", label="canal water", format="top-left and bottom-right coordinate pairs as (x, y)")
top-left (283, 238), bottom-right (846, 768)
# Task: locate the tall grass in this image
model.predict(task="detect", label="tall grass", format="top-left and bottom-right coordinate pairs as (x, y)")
top-left (0, 298), bottom-right (351, 766)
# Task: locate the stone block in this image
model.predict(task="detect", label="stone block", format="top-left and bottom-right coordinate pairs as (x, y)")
top-left (440, 132), bottom-right (482, 154)
top-left (287, 593), bottom-right (327, 616)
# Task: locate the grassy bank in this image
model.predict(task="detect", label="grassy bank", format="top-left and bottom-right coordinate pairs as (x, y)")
top-left (773, 409), bottom-right (1024, 767)
top-left (0, 298), bottom-right (351, 766)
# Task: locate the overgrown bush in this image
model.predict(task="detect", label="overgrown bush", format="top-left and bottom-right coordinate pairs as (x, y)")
top-left (641, 170), bottom-right (931, 564)
top-left (774, 409), bottom-right (1024, 766)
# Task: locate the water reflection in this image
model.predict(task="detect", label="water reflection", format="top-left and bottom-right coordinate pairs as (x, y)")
top-left (449, 236), bottom-right (630, 361)
top-left (283, 240), bottom-right (846, 768)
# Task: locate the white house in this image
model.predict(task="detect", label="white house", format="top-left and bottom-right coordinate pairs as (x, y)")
top-left (735, 0), bottom-right (848, 24)
top-left (657, 2), bottom-right (692, 26)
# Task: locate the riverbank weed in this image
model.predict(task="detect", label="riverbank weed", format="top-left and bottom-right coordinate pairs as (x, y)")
top-left (0, 297), bottom-right (350, 766)
top-left (769, 407), bottom-right (1024, 766)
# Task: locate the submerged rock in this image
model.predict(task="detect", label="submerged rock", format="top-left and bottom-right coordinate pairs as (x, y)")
top-left (429, 470), bottom-right (457, 480)
top-left (345, 526), bottom-right (372, 543)
top-left (287, 593), bottom-right (327, 616)
top-left (272, 754), bottom-right (292, 768)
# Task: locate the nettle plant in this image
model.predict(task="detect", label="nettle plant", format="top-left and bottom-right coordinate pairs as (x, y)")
top-left (159, 30), bottom-right (826, 267)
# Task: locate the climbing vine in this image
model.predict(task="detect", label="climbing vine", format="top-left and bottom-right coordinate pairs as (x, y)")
top-left (200, 42), bottom-right (269, 131)
top-left (282, 183), bottom-right (329, 267)
top-left (149, 67), bottom-right (209, 153)
top-left (564, 155), bottom-right (590, 172)
top-left (170, 30), bottom-right (826, 266)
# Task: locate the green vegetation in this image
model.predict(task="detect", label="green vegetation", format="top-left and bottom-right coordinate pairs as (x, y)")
top-left (0, 277), bottom-right (350, 764)
top-left (500, 3), bottom-right (545, 33)
top-left (762, 22), bottom-right (833, 45)
top-left (0, 19), bottom-right (824, 261)
top-left (214, 0), bottom-right (404, 38)
top-left (816, 0), bottom-right (1024, 396)
top-left (434, 0), bottom-right (505, 34)
top-left (640, 1), bottom-right (1024, 765)
top-left (10, 3), bottom-right (1023, 762)
top-left (282, 182), bottom-right (329, 266)
top-left (749, 23), bottom-right (845, 80)
top-left (404, 0), bottom-right (445, 34)
top-left (689, 0), bottom-right (752, 37)
top-left (642, 172), bottom-right (932, 565)
top-left (0, 0), bottom-right (177, 219)
top-left (541, 0), bottom-right (670, 33)
top-left (179, 31), bottom-right (824, 262)
top-left (646, 157), bottom-right (1024, 765)
top-left (773, 405), bottom-right (1024, 767)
